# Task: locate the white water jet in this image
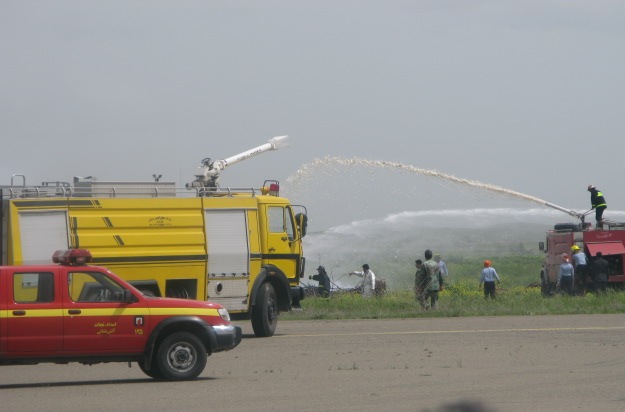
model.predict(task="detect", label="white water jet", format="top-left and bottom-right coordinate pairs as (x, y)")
top-left (284, 156), bottom-right (574, 230)
top-left (287, 156), bottom-right (546, 205)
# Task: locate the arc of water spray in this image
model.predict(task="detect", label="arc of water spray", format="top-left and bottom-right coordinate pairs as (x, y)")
top-left (288, 156), bottom-right (582, 219)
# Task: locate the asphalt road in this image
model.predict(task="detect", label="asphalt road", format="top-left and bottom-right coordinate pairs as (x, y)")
top-left (2, 314), bottom-right (625, 412)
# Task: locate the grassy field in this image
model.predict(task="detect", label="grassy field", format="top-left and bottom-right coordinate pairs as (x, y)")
top-left (286, 255), bottom-right (625, 320)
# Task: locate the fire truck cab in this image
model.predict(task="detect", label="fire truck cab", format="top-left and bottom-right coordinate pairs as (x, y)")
top-left (0, 249), bottom-right (242, 380)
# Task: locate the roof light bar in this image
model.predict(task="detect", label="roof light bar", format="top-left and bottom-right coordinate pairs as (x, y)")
top-left (52, 249), bottom-right (93, 266)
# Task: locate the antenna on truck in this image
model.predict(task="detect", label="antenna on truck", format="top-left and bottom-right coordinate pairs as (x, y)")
top-left (185, 135), bottom-right (289, 190)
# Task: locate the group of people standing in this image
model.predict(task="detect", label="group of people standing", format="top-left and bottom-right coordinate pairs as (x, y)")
top-left (557, 245), bottom-right (610, 295)
top-left (414, 252), bottom-right (502, 307)
top-left (414, 250), bottom-right (447, 309)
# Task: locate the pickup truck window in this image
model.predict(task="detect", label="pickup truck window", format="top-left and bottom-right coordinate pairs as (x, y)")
top-left (68, 271), bottom-right (128, 303)
top-left (13, 272), bottom-right (54, 303)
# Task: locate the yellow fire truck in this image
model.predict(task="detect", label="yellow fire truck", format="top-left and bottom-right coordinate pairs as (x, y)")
top-left (0, 137), bottom-right (307, 337)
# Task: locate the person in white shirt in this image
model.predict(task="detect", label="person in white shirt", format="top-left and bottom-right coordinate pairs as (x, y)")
top-left (350, 264), bottom-right (376, 297)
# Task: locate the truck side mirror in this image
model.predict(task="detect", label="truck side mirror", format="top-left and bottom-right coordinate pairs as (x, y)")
top-left (295, 213), bottom-right (307, 238)
top-left (539, 242), bottom-right (545, 251)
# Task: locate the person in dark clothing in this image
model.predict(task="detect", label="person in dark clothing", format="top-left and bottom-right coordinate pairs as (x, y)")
top-left (592, 252), bottom-right (609, 294)
top-left (311, 265), bottom-right (331, 297)
top-left (421, 250), bottom-right (443, 309)
top-left (588, 185), bottom-right (607, 229)
top-left (414, 259), bottom-right (426, 307)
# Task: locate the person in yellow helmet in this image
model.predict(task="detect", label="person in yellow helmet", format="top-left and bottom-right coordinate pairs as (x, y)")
top-left (571, 245), bottom-right (588, 295)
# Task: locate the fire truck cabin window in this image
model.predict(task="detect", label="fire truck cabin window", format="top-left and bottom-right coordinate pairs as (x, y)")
top-left (285, 206), bottom-right (295, 240)
top-left (268, 206), bottom-right (286, 233)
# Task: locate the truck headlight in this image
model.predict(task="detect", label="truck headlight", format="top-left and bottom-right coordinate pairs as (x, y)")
top-left (218, 307), bottom-right (231, 322)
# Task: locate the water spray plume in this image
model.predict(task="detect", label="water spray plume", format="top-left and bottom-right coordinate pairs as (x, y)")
top-left (289, 156), bottom-right (547, 204)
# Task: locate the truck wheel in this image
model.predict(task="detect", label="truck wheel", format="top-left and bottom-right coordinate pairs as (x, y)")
top-left (251, 282), bottom-right (278, 337)
top-left (138, 359), bottom-right (164, 380)
top-left (155, 332), bottom-right (207, 381)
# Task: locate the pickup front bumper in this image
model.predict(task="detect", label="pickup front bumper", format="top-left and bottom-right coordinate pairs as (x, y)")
top-left (208, 324), bottom-right (242, 353)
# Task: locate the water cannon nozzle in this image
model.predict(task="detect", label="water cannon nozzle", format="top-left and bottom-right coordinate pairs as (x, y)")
top-left (269, 135), bottom-right (289, 150)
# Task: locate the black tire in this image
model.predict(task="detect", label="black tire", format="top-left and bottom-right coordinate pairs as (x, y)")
top-left (138, 359), bottom-right (164, 380)
top-left (155, 332), bottom-right (207, 381)
top-left (251, 282), bottom-right (278, 337)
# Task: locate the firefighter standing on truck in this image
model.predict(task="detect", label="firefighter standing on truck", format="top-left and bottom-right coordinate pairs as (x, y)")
top-left (588, 185), bottom-right (607, 229)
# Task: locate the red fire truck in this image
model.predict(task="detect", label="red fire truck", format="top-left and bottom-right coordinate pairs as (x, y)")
top-left (0, 249), bottom-right (242, 380)
top-left (539, 206), bottom-right (625, 295)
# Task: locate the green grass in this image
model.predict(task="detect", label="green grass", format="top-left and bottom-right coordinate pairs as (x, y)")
top-left (286, 255), bottom-right (625, 320)
top-left (285, 288), bottom-right (625, 320)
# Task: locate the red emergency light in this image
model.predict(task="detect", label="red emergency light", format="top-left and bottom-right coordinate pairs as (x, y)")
top-left (261, 180), bottom-right (280, 196)
top-left (52, 249), bottom-right (93, 266)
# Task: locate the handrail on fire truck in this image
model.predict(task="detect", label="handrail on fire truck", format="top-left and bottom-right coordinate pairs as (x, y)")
top-left (1, 183), bottom-right (281, 199)
top-left (2, 136), bottom-right (289, 199)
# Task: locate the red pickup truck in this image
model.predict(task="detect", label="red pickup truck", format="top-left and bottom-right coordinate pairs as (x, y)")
top-left (0, 249), bottom-right (242, 381)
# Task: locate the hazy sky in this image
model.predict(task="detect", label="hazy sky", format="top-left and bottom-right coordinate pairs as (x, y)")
top-left (2, 1), bottom-right (624, 229)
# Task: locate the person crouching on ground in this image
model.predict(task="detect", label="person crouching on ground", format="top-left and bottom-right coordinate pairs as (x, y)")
top-left (480, 260), bottom-right (500, 299)
top-left (311, 265), bottom-right (331, 297)
top-left (350, 264), bottom-right (375, 297)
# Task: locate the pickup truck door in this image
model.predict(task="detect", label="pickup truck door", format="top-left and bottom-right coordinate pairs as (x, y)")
top-left (5, 268), bottom-right (64, 353)
top-left (62, 269), bottom-right (149, 353)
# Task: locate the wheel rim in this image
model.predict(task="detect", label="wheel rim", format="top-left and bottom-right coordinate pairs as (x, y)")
top-left (167, 343), bottom-right (196, 372)
top-left (267, 291), bottom-right (277, 321)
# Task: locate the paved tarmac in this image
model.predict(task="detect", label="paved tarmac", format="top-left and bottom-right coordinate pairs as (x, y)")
top-left (2, 314), bottom-right (625, 412)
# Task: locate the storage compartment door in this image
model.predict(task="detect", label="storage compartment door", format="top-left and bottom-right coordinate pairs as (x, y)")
top-left (205, 210), bottom-right (250, 311)
top-left (19, 211), bottom-right (69, 264)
